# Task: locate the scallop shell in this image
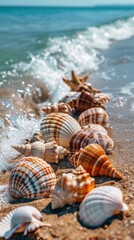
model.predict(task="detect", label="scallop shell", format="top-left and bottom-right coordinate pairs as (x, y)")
top-left (0, 206), bottom-right (51, 239)
top-left (8, 156), bottom-right (56, 199)
top-left (67, 90), bottom-right (105, 114)
top-left (12, 141), bottom-right (69, 163)
top-left (79, 186), bottom-right (128, 228)
top-left (42, 102), bottom-right (73, 115)
top-left (78, 107), bottom-right (109, 128)
top-left (40, 113), bottom-right (81, 148)
top-left (51, 165), bottom-right (95, 209)
top-left (82, 124), bottom-right (107, 135)
top-left (69, 127), bottom-right (114, 155)
top-left (70, 143), bottom-right (123, 179)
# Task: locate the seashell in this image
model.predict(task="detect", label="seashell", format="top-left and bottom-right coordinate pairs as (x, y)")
top-left (40, 113), bottom-right (81, 148)
top-left (94, 93), bottom-right (110, 103)
top-left (0, 206), bottom-right (50, 239)
top-left (51, 165), bottom-right (95, 209)
top-left (12, 141), bottom-right (69, 163)
top-left (67, 90), bottom-right (105, 114)
top-left (69, 127), bottom-right (114, 155)
top-left (78, 107), bottom-right (109, 127)
top-left (42, 102), bottom-right (73, 115)
top-left (0, 206), bottom-right (51, 239)
top-left (82, 124), bottom-right (107, 135)
top-left (76, 83), bottom-right (101, 94)
top-left (78, 186), bottom-right (128, 228)
top-left (30, 131), bottom-right (45, 143)
top-left (1, 157), bottom-right (56, 201)
top-left (70, 143), bottom-right (123, 179)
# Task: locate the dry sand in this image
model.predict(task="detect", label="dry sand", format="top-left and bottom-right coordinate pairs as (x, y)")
top-left (0, 100), bottom-right (134, 240)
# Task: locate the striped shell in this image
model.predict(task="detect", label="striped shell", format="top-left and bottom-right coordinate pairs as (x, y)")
top-left (69, 127), bottom-right (114, 155)
top-left (78, 107), bottom-right (109, 127)
top-left (0, 206), bottom-right (51, 239)
top-left (51, 165), bottom-right (95, 209)
top-left (67, 90), bottom-right (105, 114)
top-left (40, 113), bottom-right (81, 148)
top-left (70, 143), bottom-right (123, 179)
top-left (76, 83), bottom-right (101, 94)
top-left (8, 157), bottom-right (56, 199)
top-left (94, 93), bottom-right (110, 103)
top-left (12, 141), bottom-right (69, 163)
top-left (82, 124), bottom-right (107, 135)
top-left (42, 102), bottom-right (73, 115)
top-left (79, 186), bottom-right (128, 228)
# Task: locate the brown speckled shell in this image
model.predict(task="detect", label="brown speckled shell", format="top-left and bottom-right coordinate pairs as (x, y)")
top-left (70, 144), bottom-right (123, 179)
top-left (69, 127), bottom-right (114, 155)
top-left (51, 165), bottom-right (95, 209)
top-left (78, 107), bottom-right (109, 127)
top-left (8, 157), bottom-right (56, 199)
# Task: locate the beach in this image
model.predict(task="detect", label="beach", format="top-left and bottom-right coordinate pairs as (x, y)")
top-left (0, 6), bottom-right (134, 240)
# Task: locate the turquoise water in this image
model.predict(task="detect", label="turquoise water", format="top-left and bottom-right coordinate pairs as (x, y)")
top-left (0, 6), bottom-right (134, 171)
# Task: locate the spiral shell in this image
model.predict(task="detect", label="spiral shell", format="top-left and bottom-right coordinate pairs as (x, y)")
top-left (69, 127), bottom-right (114, 155)
top-left (76, 84), bottom-right (101, 94)
top-left (70, 144), bottom-right (123, 179)
top-left (78, 107), bottom-right (109, 127)
top-left (0, 206), bottom-right (51, 239)
top-left (40, 113), bottom-right (81, 148)
top-left (12, 141), bottom-right (69, 163)
top-left (51, 165), bottom-right (95, 209)
top-left (67, 90), bottom-right (105, 114)
top-left (8, 157), bottom-right (56, 199)
top-left (94, 93), bottom-right (110, 103)
top-left (79, 186), bottom-right (128, 228)
top-left (42, 102), bottom-right (73, 115)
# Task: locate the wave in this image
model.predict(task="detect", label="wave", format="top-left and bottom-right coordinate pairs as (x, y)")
top-left (0, 16), bottom-right (134, 171)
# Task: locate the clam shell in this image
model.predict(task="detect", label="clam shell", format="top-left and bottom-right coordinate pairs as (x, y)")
top-left (82, 124), bottom-right (107, 135)
top-left (40, 113), bottom-right (81, 148)
top-left (69, 127), bottom-right (114, 155)
top-left (51, 165), bottom-right (95, 209)
top-left (78, 107), bottom-right (109, 127)
top-left (70, 143), bottom-right (123, 179)
top-left (42, 102), bottom-right (73, 115)
top-left (12, 141), bottom-right (69, 163)
top-left (0, 206), bottom-right (51, 239)
top-left (79, 186), bottom-right (128, 228)
top-left (8, 157), bottom-right (56, 199)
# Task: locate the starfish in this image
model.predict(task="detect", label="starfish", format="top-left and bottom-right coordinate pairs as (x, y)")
top-left (63, 70), bottom-right (89, 91)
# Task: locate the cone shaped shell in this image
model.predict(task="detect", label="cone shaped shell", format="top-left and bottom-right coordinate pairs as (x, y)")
top-left (51, 165), bottom-right (95, 209)
top-left (70, 144), bottom-right (123, 179)
top-left (12, 141), bottom-right (69, 163)
top-left (69, 127), bottom-right (114, 155)
top-left (8, 157), bottom-right (56, 199)
top-left (40, 113), bottom-right (81, 148)
top-left (42, 102), bottom-right (72, 115)
top-left (67, 90), bottom-right (94, 114)
top-left (78, 107), bottom-right (109, 127)
top-left (79, 186), bottom-right (128, 227)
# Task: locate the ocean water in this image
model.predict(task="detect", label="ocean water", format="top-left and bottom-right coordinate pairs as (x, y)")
top-left (0, 6), bottom-right (134, 171)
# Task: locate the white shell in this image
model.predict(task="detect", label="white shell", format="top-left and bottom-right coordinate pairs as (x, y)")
top-left (79, 186), bottom-right (128, 228)
top-left (0, 206), bottom-right (51, 239)
top-left (40, 113), bottom-right (81, 148)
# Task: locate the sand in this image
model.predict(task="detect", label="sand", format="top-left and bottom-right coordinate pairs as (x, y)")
top-left (0, 99), bottom-right (134, 240)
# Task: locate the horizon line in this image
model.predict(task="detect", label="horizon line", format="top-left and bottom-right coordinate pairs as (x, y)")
top-left (1, 4), bottom-right (134, 7)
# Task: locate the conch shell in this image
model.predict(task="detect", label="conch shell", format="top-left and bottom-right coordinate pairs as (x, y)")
top-left (69, 126), bottom-right (114, 155)
top-left (12, 141), bottom-right (69, 163)
top-left (51, 165), bottom-right (95, 209)
top-left (67, 90), bottom-right (105, 114)
top-left (0, 157), bottom-right (56, 203)
top-left (42, 102), bottom-right (73, 115)
top-left (0, 206), bottom-right (51, 239)
top-left (78, 107), bottom-right (109, 127)
top-left (40, 113), bottom-right (81, 148)
top-left (70, 143), bottom-right (123, 179)
top-left (79, 186), bottom-right (128, 228)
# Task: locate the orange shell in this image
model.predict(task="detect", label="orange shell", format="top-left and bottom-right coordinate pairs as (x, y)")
top-left (51, 165), bottom-right (95, 209)
top-left (70, 144), bottom-right (123, 179)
